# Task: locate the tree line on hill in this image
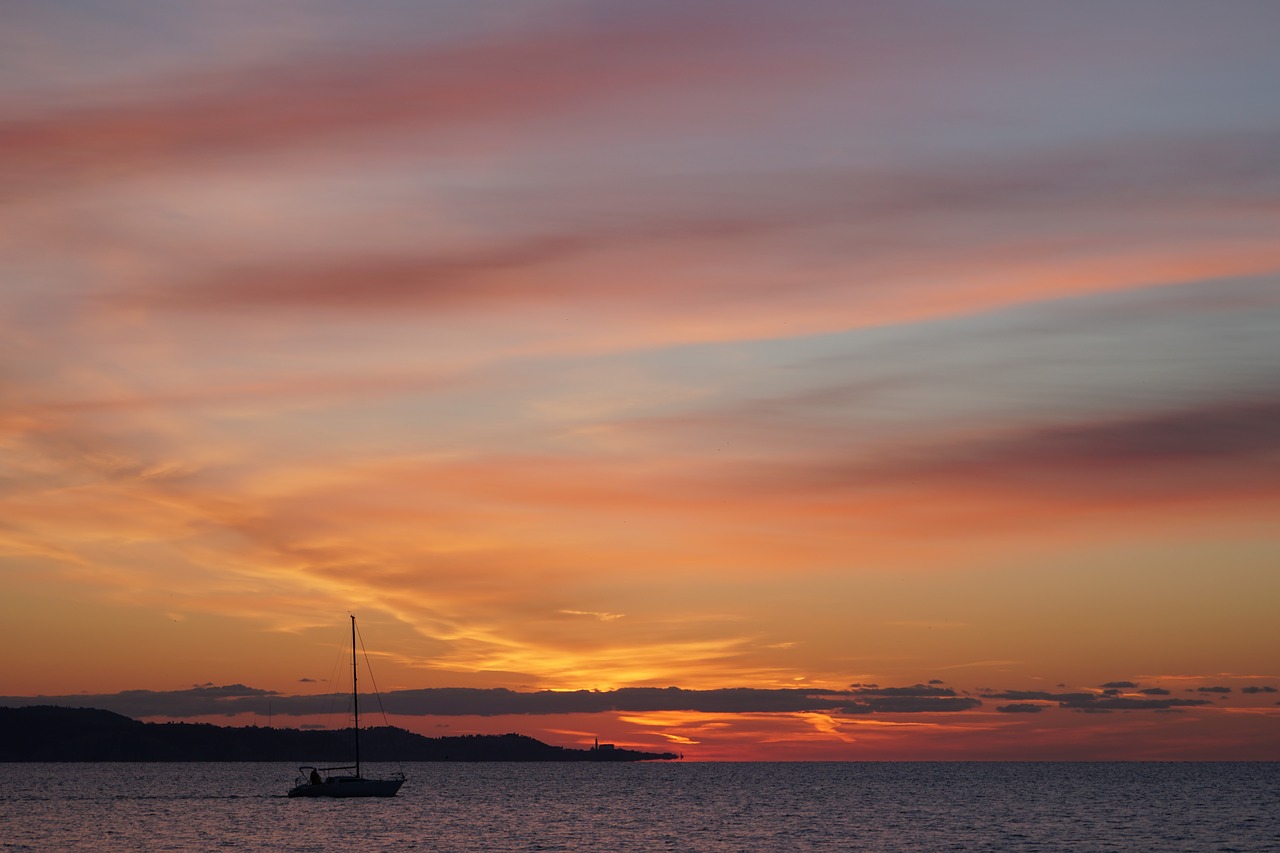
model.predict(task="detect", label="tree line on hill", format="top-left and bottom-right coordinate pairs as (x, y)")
top-left (0, 706), bottom-right (679, 762)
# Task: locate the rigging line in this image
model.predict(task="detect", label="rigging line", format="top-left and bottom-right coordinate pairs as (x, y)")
top-left (354, 619), bottom-right (394, 727)
top-left (322, 625), bottom-right (351, 729)
top-left (354, 618), bottom-right (406, 776)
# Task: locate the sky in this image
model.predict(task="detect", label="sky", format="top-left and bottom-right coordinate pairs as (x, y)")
top-left (1, 0), bottom-right (1278, 760)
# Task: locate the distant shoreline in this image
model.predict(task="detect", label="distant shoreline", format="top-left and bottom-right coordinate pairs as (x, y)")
top-left (1, 705), bottom-right (680, 763)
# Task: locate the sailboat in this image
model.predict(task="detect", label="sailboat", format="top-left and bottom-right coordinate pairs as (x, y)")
top-left (287, 615), bottom-right (406, 798)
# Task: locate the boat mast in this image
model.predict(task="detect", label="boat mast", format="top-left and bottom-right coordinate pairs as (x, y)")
top-left (351, 614), bottom-right (360, 778)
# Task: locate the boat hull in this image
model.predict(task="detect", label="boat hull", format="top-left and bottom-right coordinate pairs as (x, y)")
top-left (288, 776), bottom-right (404, 798)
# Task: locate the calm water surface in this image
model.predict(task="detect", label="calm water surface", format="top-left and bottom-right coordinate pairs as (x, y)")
top-left (2, 762), bottom-right (1277, 851)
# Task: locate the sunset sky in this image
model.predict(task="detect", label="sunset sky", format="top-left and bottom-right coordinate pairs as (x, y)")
top-left (2, 1), bottom-right (1278, 760)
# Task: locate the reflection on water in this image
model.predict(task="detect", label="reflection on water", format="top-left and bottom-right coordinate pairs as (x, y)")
top-left (2, 762), bottom-right (1277, 851)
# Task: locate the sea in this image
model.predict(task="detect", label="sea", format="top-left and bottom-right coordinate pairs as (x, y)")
top-left (2, 762), bottom-right (1276, 851)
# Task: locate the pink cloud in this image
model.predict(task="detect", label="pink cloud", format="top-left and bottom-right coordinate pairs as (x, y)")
top-left (0, 10), bottom-right (796, 194)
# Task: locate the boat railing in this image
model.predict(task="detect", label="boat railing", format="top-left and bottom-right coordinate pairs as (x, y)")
top-left (295, 764), bottom-right (361, 785)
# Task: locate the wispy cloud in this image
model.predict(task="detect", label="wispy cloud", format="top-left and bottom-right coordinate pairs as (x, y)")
top-left (0, 8), bottom-right (782, 194)
top-left (865, 396), bottom-right (1280, 492)
top-left (95, 134), bottom-right (1280, 334)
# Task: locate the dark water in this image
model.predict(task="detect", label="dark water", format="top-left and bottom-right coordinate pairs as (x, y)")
top-left (2, 762), bottom-right (1276, 851)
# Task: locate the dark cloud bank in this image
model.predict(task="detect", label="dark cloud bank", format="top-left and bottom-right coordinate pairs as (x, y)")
top-left (984, 690), bottom-right (1214, 712)
top-left (0, 685), bottom-right (970, 719)
top-left (4, 681), bottom-right (1268, 720)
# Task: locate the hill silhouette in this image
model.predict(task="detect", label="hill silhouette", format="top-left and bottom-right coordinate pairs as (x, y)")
top-left (0, 706), bottom-right (679, 762)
